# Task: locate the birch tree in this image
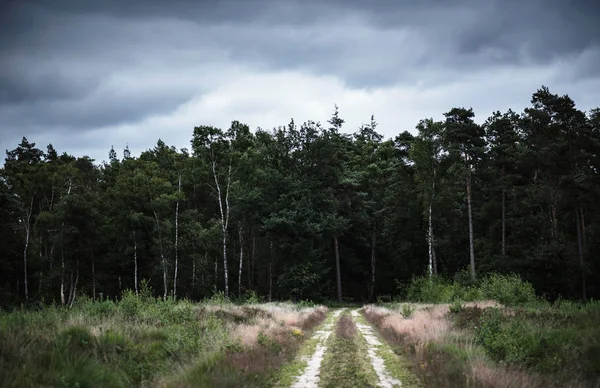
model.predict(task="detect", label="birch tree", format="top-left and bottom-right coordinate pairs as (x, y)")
top-left (411, 119), bottom-right (444, 277)
top-left (192, 125), bottom-right (233, 297)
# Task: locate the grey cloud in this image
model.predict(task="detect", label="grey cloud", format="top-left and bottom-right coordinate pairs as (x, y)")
top-left (0, 79), bottom-right (198, 129)
top-left (1, 0), bottom-right (600, 161)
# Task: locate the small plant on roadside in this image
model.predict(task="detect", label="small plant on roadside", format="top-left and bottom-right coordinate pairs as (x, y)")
top-left (292, 328), bottom-right (304, 337)
top-left (296, 299), bottom-right (316, 309)
top-left (401, 304), bottom-right (415, 318)
top-left (257, 330), bottom-right (282, 352)
top-left (449, 299), bottom-right (463, 314)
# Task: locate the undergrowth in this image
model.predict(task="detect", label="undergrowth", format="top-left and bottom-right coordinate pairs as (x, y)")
top-left (399, 273), bottom-right (538, 306)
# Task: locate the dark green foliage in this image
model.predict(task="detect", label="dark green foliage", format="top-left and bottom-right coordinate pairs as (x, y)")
top-left (480, 273), bottom-right (538, 306)
top-left (1, 86), bottom-right (600, 306)
top-left (474, 302), bottom-right (600, 378)
top-left (404, 273), bottom-right (536, 306)
top-left (404, 275), bottom-right (482, 303)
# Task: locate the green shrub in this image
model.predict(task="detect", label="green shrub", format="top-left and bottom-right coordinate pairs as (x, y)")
top-left (56, 325), bottom-right (96, 352)
top-left (405, 276), bottom-right (454, 303)
top-left (475, 309), bottom-right (540, 366)
top-left (296, 299), bottom-right (316, 309)
top-left (449, 299), bottom-right (463, 314)
top-left (401, 304), bottom-right (415, 318)
top-left (480, 273), bottom-right (537, 306)
top-left (244, 290), bottom-right (261, 304)
top-left (404, 276), bottom-right (481, 303)
top-left (203, 291), bottom-right (231, 306)
top-left (452, 306), bottom-right (483, 329)
top-left (118, 290), bottom-right (142, 319)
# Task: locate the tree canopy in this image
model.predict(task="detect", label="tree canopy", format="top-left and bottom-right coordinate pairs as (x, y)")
top-left (1, 86), bottom-right (599, 306)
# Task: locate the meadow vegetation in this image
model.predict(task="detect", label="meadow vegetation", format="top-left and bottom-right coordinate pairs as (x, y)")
top-left (366, 274), bottom-right (600, 387)
top-left (0, 283), bottom-right (327, 388)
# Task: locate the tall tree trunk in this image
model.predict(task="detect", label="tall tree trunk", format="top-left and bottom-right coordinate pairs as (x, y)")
top-left (248, 229), bottom-right (255, 290)
top-left (23, 196), bottom-right (34, 301)
top-left (427, 202), bottom-right (434, 278)
top-left (133, 230), bottom-right (138, 295)
top-left (67, 255), bottom-right (79, 308)
top-left (60, 178), bottom-right (72, 306)
top-left (91, 247), bottom-right (96, 301)
top-left (47, 242), bottom-right (53, 297)
top-left (501, 188), bottom-right (506, 256)
top-left (222, 233), bottom-right (228, 297)
top-left (432, 241), bottom-right (438, 275)
top-left (551, 190), bottom-right (558, 239)
top-left (238, 222), bottom-right (244, 298)
top-left (152, 210), bottom-right (168, 300)
top-left (60, 244), bottom-right (65, 305)
top-left (214, 256), bottom-right (218, 292)
top-left (269, 239), bottom-right (273, 302)
top-left (251, 233), bottom-right (256, 289)
top-left (334, 236), bottom-right (342, 303)
top-left (38, 237), bottom-right (43, 297)
top-left (69, 259), bottom-right (79, 308)
top-left (192, 256), bottom-right (196, 292)
top-left (576, 206), bottom-right (586, 301)
top-left (212, 158), bottom-right (231, 297)
top-left (369, 227), bottom-right (376, 301)
top-left (173, 174), bottom-right (181, 299)
top-left (467, 168), bottom-right (476, 281)
top-left (427, 173), bottom-right (438, 275)
top-left (68, 270), bottom-right (74, 306)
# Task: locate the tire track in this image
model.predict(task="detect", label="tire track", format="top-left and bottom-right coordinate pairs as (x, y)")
top-left (290, 308), bottom-right (345, 388)
top-left (351, 309), bottom-right (403, 388)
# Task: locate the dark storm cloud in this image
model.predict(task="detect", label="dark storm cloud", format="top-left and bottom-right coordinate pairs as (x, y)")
top-left (1, 0), bottom-right (600, 158)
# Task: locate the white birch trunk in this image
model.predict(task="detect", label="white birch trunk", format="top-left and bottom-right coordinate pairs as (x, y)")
top-left (238, 222), bottom-right (244, 298)
top-left (428, 202), bottom-right (434, 278)
top-left (60, 247), bottom-right (65, 305)
top-left (212, 157), bottom-right (232, 297)
top-left (23, 196), bottom-right (34, 301)
top-left (60, 179), bottom-right (72, 305)
top-left (173, 174), bottom-right (181, 299)
top-left (466, 163), bottom-right (476, 281)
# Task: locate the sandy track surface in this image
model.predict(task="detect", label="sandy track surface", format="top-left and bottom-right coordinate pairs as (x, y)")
top-left (290, 308), bottom-right (346, 388)
top-left (290, 308), bottom-right (406, 388)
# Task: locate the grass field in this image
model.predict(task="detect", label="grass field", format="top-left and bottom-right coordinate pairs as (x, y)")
top-left (0, 290), bottom-right (327, 388)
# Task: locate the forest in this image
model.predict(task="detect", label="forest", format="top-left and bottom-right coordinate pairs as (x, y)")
top-left (1, 85), bottom-right (599, 307)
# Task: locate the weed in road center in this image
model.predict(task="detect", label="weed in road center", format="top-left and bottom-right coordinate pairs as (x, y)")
top-left (320, 311), bottom-right (379, 388)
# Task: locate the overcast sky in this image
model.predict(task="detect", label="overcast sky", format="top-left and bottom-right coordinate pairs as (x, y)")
top-left (1, 0), bottom-right (600, 164)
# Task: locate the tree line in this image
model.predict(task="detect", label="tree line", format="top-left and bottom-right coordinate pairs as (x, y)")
top-left (1, 86), bottom-right (599, 306)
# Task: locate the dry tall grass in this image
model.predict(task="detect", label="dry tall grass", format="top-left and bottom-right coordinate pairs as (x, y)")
top-left (362, 303), bottom-right (582, 388)
top-left (216, 303), bottom-right (327, 348)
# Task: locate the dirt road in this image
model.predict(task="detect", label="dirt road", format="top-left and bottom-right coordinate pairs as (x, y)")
top-left (289, 308), bottom-right (419, 388)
